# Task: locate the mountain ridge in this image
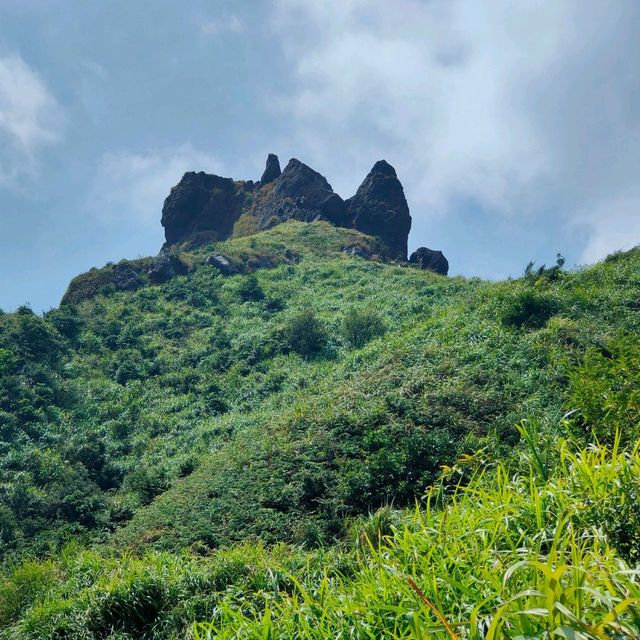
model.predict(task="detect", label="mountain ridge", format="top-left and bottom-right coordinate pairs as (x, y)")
top-left (61, 155), bottom-right (449, 305)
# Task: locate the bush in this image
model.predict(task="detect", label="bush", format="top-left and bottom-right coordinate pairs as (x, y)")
top-left (283, 310), bottom-right (328, 357)
top-left (523, 253), bottom-right (565, 284)
top-left (568, 336), bottom-right (640, 444)
top-left (340, 307), bottom-right (386, 348)
top-left (114, 351), bottom-right (147, 384)
top-left (499, 289), bottom-right (558, 329)
top-left (236, 274), bottom-right (264, 302)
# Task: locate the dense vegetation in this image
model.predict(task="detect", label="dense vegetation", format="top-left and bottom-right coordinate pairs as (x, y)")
top-left (0, 222), bottom-right (639, 637)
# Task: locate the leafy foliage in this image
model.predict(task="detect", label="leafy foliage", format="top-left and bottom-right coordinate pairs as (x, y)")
top-left (0, 223), bottom-right (639, 637)
top-left (567, 335), bottom-right (640, 444)
top-left (4, 434), bottom-right (640, 638)
top-left (340, 306), bottom-right (386, 347)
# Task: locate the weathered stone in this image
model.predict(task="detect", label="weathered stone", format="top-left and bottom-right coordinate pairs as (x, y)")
top-left (205, 253), bottom-right (239, 276)
top-left (147, 253), bottom-right (188, 284)
top-left (260, 153), bottom-right (281, 184)
top-left (342, 245), bottom-right (371, 259)
top-left (159, 156), bottom-right (417, 265)
top-left (253, 159), bottom-right (348, 230)
top-left (161, 172), bottom-right (250, 247)
top-left (61, 261), bottom-right (146, 305)
top-left (409, 247), bottom-right (449, 275)
top-left (110, 263), bottom-right (145, 291)
top-left (346, 160), bottom-right (411, 261)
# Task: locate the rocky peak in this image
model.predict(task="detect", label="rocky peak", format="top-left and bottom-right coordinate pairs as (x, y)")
top-left (346, 160), bottom-right (412, 261)
top-left (159, 154), bottom-right (439, 267)
top-left (409, 247), bottom-right (449, 275)
top-left (253, 158), bottom-right (348, 230)
top-left (260, 153), bottom-right (281, 184)
top-left (161, 171), bottom-right (249, 247)
top-left (369, 159), bottom-right (397, 177)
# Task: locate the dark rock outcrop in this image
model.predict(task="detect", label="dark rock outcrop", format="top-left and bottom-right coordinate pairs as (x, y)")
top-left (260, 153), bottom-right (281, 184)
top-left (253, 159), bottom-right (348, 230)
top-left (161, 172), bottom-right (250, 247)
top-left (409, 247), bottom-right (449, 275)
top-left (206, 253), bottom-right (240, 276)
top-left (62, 260), bottom-right (147, 305)
top-left (346, 160), bottom-right (411, 261)
top-left (160, 154), bottom-right (424, 266)
top-left (147, 253), bottom-right (189, 284)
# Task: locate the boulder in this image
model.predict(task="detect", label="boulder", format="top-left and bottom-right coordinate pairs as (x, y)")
top-left (161, 172), bottom-right (250, 247)
top-left (409, 247), bottom-right (449, 275)
top-left (342, 245), bottom-right (371, 259)
top-left (260, 153), bottom-right (281, 184)
top-left (253, 158), bottom-right (348, 230)
top-left (346, 160), bottom-right (411, 261)
top-left (109, 263), bottom-right (145, 291)
top-left (147, 253), bottom-right (188, 284)
top-left (205, 253), bottom-right (239, 276)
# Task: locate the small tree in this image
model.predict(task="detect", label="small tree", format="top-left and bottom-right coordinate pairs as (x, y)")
top-left (341, 307), bottom-right (386, 348)
top-left (284, 309), bottom-right (327, 357)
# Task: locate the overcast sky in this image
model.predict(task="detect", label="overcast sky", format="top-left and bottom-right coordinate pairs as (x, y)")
top-left (1, 0), bottom-right (639, 311)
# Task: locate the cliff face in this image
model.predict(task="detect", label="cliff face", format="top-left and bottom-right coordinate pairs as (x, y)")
top-left (253, 158), bottom-right (349, 230)
top-left (346, 160), bottom-right (411, 261)
top-left (161, 154), bottom-right (413, 260)
top-left (161, 173), bottom-right (252, 246)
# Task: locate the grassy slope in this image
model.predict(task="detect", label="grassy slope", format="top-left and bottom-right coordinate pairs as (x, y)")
top-left (0, 223), bottom-right (639, 637)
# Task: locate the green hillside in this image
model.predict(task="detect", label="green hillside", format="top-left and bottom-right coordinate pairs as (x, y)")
top-left (1, 222), bottom-right (639, 638)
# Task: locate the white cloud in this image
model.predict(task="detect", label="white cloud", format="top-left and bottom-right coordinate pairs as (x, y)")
top-left (201, 15), bottom-right (244, 35)
top-left (579, 192), bottom-right (640, 263)
top-left (0, 53), bottom-right (62, 187)
top-left (270, 0), bottom-right (640, 261)
top-left (90, 144), bottom-right (225, 225)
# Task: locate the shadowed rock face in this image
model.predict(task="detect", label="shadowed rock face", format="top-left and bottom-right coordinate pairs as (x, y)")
top-left (253, 158), bottom-right (348, 230)
top-left (160, 154), bottom-right (423, 264)
top-left (147, 253), bottom-right (188, 284)
top-left (346, 160), bottom-right (411, 261)
top-left (409, 247), bottom-right (449, 275)
top-left (161, 172), bottom-right (250, 246)
top-left (260, 153), bottom-right (281, 184)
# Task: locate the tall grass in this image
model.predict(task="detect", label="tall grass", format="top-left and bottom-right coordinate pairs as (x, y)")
top-left (2, 430), bottom-right (640, 638)
top-left (193, 430), bottom-right (640, 639)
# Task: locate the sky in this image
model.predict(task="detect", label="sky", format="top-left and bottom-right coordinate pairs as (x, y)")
top-left (1, 0), bottom-right (639, 311)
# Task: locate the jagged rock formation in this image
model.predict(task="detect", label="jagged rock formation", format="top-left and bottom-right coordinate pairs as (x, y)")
top-left (160, 154), bottom-right (418, 261)
top-left (253, 159), bottom-right (348, 230)
top-left (260, 153), bottom-right (281, 184)
top-left (409, 247), bottom-right (449, 275)
top-left (345, 160), bottom-right (411, 261)
top-left (62, 153), bottom-right (450, 305)
top-left (161, 173), bottom-right (252, 246)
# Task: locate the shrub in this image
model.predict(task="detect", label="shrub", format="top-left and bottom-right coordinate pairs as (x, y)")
top-left (114, 351), bottom-right (147, 384)
top-left (340, 307), bottom-right (386, 348)
top-left (283, 310), bottom-right (328, 357)
top-left (568, 336), bottom-right (640, 444)
top-left (523, 253), bottom-right (566, 284)
top-left (46, 306), bottom-right (83, 342)
top-left (236, 274), bottom-right (264, 302)
top-left (499, 288), bottom-right (558, 329)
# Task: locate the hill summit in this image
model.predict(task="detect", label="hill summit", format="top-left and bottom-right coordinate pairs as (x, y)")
top-left (162, 155), bottom-right (415, 261)
top-left (62, 155), bottom-right (449, 305)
